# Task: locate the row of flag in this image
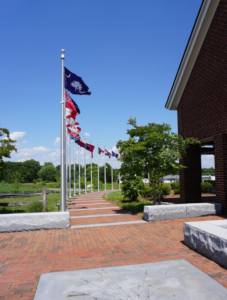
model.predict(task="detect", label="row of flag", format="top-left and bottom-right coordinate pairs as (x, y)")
top-left (64, 66), bottom-right (121, 159)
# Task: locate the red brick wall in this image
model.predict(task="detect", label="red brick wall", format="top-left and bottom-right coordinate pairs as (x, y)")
top-left (178, 0), bottom-right (227, 140)
top-left (177, 0), bottom-right (227, 212)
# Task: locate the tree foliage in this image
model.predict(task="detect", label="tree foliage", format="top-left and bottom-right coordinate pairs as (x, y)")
top-left (117, 118), bottom-right (200, 204)
top-left (0, 127), bottom-right (17, 178)
top-left (38, 163), bottom-right (58, 182)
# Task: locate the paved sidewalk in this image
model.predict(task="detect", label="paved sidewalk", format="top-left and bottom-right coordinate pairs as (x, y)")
top-left (0, 191), bottom-right (227, 299)
top-left (68, 190), bottom-right (145, 228)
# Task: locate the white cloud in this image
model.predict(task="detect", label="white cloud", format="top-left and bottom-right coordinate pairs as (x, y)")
top-left (54, 137), bottom-right (60, 146)
top-left (16, 146), bottom-right (51, 157)
top-left (10, 131), bottom-right (26, 140)
top-left (49, 149), bottom-right (60, 158)
top-left (16, 159), bottom-right (26, 163)
top-left (84, 132), bottom-right (90, 137)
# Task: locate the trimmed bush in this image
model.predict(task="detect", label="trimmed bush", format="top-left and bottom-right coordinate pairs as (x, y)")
top-left (201, 182), bottom-right (212, 193)
top-left (27, 201), bottom-right (44, 213)
top-left (161, 185), bottom-right (171, 196)
top-left (170, 182), bottom-right (180, 190)
top-left (121, 201), bottom-right (151, 214)
top-left (174, 188), bottom-right (180, 195)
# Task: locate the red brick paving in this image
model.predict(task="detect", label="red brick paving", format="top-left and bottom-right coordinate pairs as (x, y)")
top-left (0, 191), bottom-right (227, 299)
top-left (70, 214), bottom-right (140, 225)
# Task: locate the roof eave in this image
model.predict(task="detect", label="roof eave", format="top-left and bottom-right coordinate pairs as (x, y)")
top-left (165, 0), bottom-right (220, 111)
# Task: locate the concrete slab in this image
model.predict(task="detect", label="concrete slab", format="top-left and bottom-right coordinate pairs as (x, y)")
top-left (144, 203), bottom-right (222, 222)
top-left (0, 212), bottom-right (70, 232)
top-left (186, 203), bottom-right (222, 218)
top-left (144, 204), bottom-right (187, 221)
top-left (184, 220), bottom-right (227, 268)
top-left (34, 259), bottom-right (227, 300)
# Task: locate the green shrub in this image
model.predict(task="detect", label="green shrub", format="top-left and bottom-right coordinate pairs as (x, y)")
top-left (139, 186), bottom-right (153, 199)
top-left (121, 201), bottom-right (151, 214)
top-left (174, 188), bottom-right (180, 195)
top-left (201, 182), bottom-right (212, 193)
top-left (170, 182), bottom-right (180, 190)
top-left (27, 201), bottom-right (44, 213)
top-left (161, 185), bottom-right (171, 196)
top-left (121, 176), bottom-right (143, 201)
top-left (37, 178), bottom-right (41, 182)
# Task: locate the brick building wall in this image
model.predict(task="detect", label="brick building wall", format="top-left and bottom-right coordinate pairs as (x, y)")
top-left (177, 0), bottom-right (227, 212)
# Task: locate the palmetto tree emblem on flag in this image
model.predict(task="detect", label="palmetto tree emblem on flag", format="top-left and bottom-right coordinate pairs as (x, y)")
top-left (71, 81), bottom-right (83, 93)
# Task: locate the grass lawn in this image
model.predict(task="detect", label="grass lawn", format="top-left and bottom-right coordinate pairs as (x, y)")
top-left (0, 193), bottom-right (60, 214)
top-left (104, 191), bottom-right (152, 216)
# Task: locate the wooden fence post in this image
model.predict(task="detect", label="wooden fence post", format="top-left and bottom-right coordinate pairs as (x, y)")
top-left (43, 187), bottom-right (47, 212)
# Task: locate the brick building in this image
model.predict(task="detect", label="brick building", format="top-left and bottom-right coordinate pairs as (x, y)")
top-left (165, 0), bottom-right (227, 213)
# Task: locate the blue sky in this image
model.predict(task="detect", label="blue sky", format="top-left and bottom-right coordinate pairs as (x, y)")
top-left (0, 0), bottom-right (213, 168)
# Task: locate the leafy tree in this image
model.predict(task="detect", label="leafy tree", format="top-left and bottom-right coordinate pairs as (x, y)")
top-left (11, 171), bottom-right (23, 191)
top-left (0, 127), bottom-right (17, 178)
top-left (38, 164), bottom-right (57, 182)
top-left (117, 118), bottom-right (200, 204)
top-left (22, 159), bottom-right (41, 182)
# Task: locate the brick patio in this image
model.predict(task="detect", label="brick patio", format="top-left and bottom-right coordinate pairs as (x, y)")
top-left (0, 191), bottom-right (227, 299)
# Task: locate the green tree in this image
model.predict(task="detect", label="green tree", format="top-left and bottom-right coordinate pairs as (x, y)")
top-left (117, 118), bottom-right (200, 204)
top-left (0, 127), bottom-right (17, 178)
top-left (38, 163), bottom-right (57, 182)
top-left (11, 171), bottom-right (23, 191)
top-left (22, 159), bottom-right (41, 182)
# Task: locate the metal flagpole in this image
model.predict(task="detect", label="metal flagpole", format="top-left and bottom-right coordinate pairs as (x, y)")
top-left (104, 144), bottom-right (106, 191)
top-left (73, 141), bottom-right (75, 196)
top-left (66, 134), bottom-right (68, 200)
top-left (97, 142), bottom-right (99, 192)
top-left (79, 147), bottom-right (81, 194)
top-left (119, 160), bottom-right (121, 190)
top-left (69, 137), bottom-right (71, 198)
top-left (111, 146), bottom-right (113, 190)
top-left (60, 49), bottom-right (66, 211)
top-left (84, 135), bottom-right (87, 194)
top-left (90, 139), bottom-right (92, 192)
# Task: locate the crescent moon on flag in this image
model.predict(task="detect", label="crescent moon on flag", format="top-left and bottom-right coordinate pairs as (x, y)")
top-left (66, 74), bottom-right (71, 78)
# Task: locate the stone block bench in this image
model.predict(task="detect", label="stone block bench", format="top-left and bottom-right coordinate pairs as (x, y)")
top-left (184, 220), bottom-right (227, 269)
top-left (144, 203), bottom-right (222, 222)
top-left (0, 212), bottom-right (70, 232)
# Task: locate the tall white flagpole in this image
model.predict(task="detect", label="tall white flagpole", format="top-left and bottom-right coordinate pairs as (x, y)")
top-left (73, 141), bottom-right (75, 196)
top-left (90, 139), bottom-right (92, 192)
top-left (84, 135), bottom-right (87, 194)
top-left (60, 49), bottom-right (66, 211)
top-left (97, 142), bottom-right (99, 192)
top-left (79, 147), bottom-right (81, 194)
top-left (66, 134), bottom-right (68, 200)
top-left (111, 146), bottom-right (113, 190)
top-left (104, 144), bottom-right (106, 191)
top-left (69, 137), bottom-right (71, 198)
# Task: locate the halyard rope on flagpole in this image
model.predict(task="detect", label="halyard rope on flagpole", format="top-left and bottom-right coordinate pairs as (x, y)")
top-left (60, 49), bottom-right (66, 211)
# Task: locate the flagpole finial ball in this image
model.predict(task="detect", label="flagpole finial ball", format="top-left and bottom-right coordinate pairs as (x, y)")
top-left (61, 49), bottom-right (65, 53)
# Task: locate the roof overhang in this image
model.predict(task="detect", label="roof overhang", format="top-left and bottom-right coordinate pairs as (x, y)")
top-left (165, 0), bottom-right (220, 110)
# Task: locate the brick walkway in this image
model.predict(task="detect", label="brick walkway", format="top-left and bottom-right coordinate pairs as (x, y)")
top-left (68, 190), bottom-right (144, 227)
top-left (0, 191), bottom-right (227, 299)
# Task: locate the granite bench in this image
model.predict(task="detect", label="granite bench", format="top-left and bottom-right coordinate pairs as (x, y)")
top-left (144, 203), bottom-right (222, 222)
top-left (184, 220), bottom-right (227, 269)
top-left (0, 212), bottom-right (70, 232)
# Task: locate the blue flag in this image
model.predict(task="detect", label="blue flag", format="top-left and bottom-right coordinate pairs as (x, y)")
top-left (70, 135), bottom-right (81, 143)
top-left (65, 67), bottom-right (91, 95)
top-left (112, 151), bottom-right (119, 158)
